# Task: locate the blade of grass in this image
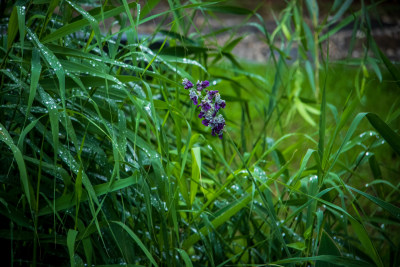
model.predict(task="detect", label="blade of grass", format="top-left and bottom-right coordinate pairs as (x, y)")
top-left (38, 175), bottom-right (139, 216)
top-left (112, 221), bottom-right (159, 267)
top-left (0, 123), bottom-right (33, 209)
top-left (67, 229), bottom-right (78, 267)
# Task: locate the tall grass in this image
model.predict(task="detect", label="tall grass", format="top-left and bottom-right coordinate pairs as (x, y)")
top-left (0, 0), bottom-right (399, 266)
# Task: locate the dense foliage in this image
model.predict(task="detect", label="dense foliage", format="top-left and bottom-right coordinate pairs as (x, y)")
top-left (1, 0), bottom-right (399, 266)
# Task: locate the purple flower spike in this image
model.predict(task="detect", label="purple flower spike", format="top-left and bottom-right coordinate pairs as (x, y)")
top-left (181, 78), bottom-right (226, 139)
top-left (197, 80), bottom-right (210, 91)
top-left (200, 100), bottom-right (212, 112)
top-left (182, 78), bottom-right (194, 89)
top-left (215, 100), bottom-right (226, 111)
top-left (189, 90), bottom-right (199, 105)
top-left (202, 119), bottom-right (210, 126)
top-left (201, 80), bottom-right (210, 89)
top-left (210, 114), bottom-right (225, 137)
top-left (207, 90), bottom-right (219, 100)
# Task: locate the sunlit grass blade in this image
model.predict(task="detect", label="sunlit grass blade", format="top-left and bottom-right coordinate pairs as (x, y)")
top-left (190, 147), bottom-right (201, 206)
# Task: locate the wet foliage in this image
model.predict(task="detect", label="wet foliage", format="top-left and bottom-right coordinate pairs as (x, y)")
top-left (0, 0), bottom-right (399, 266)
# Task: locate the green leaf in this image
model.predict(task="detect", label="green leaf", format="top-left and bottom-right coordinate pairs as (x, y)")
top-left (27, 48), bottom-right (41, 116)
top-left (318, 82), bottom-right (326, 165)
top-left (41, 2), bottom-right (137, 43)
top-left (349, 217), bottom-right (383, 267)
top-left (112, 221), bottom-right (159, 267)
top-left (202, 5), bottom-right (253, 15)
top-left (190, 147), bottom-right (201, 206)
top-left (316, 231), bottom-right (341, 267)
top-left (366, 113), bottom-right (400, 156)
top-left (27, 28), bottom-right (66, 113)
top-left (38, 175), bottom-right (139, 216)
top-left (347, 186), bottom-right (400, 219)
top-left (37, 86), bottom-right (59, 163)
top-left (330, 0), bottom-right (352, 24)
top-left (67, 229), bottom-right (79, 267)
top-left (17, 118), bottom-right (40, 151)
top-left (7, 7), bottom-right (18, 49)
top-left (222, 37), bottom-right (244, 53)
top-left (305, 61), bottom-right (316, 95)
top-left (16, 5), bottom-right (26, 56)
top-left (66, 0), bottom-right (103, 52)
top-left (287, 242), bottom-right (307, 251)
top-left (140, 0), bottom-right (161, 20)
top-left (273, 255), bottom-right (371, 267)
top-left (176, 248), bottom-right (193, 267)
top-left (0, 123), bottom-right (33, 209)
top-left (305, 0), bottom-right (319, 24)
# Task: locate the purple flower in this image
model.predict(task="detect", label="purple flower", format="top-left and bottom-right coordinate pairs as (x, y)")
top-left (200, 100), bottom-right (212, 112)
top-left (191, 96), bottom-right (198, 105)
top-left (182, 78), bottom-right (226, 139)
top-left (189, 90), bottom-right (199, 105)
top-left (210, 114), bottom-right (225, 138)
top-left (202, 119), bottom-right (210, 126)
top-left (207, 90), bottom-right (219, 100)
top-left (197, 80), bottom-right (210, 91)
top-left (215, 100), bottom-right (226, 111)
top-left (182, 78), bottom-right (193, 89)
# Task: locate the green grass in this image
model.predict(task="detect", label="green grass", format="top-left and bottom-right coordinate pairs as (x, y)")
top-left (0, 0), bottom-right (399, 266)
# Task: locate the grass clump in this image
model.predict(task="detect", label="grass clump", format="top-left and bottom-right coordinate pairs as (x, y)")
top-left (0, 0), bottom-right (399, 266)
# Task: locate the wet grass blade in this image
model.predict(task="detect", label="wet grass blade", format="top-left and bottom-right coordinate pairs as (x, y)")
top-left (27, 28), bottom-right (66, 109)
top-left (0, 123), bottom-right (33, 209)
top-left (273, 255), bottom-right (371, 267)
top-left (112, 221), bottom-right (159, 267)
top-left (38, 175), bottom-right (139, 216)
top-left (67, 229), bottom-right (79, 267)
top-left (366, 113), bottom-right (400, 156)
top-left (27, 48), bottom-right (41, 116)
top-left (7, 7), bottom-right (18, 49)
top-left (347, 185), bottom-right (400, 218)
top-left (349, 217), bottom-right (383, 267)
top-left (176, 248), bottom-right (193, 267)
top-left (41, 2), bottom-right (137, 43)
